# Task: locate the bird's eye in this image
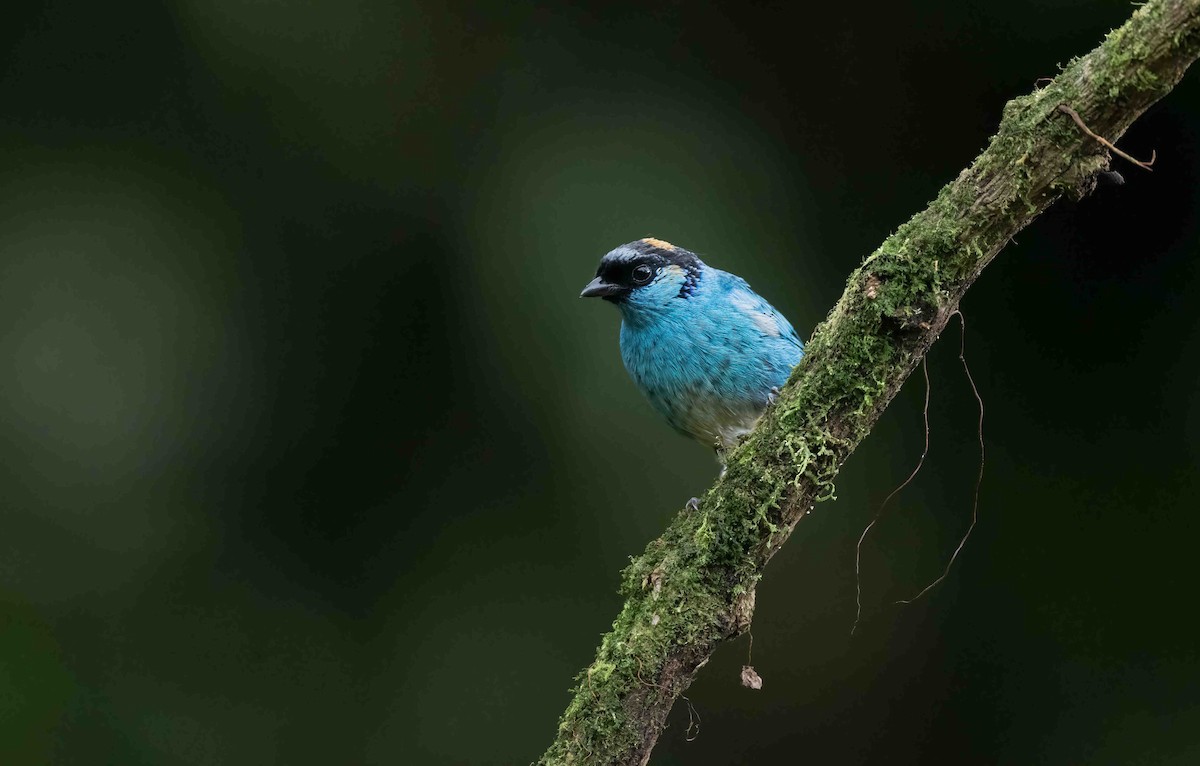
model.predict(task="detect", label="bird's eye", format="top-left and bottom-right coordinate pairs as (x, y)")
top-left (632, 264), bottom-right (654, 284)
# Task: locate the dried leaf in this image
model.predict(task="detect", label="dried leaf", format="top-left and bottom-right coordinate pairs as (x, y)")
top-left (740, 665), bottom-right (763, 690)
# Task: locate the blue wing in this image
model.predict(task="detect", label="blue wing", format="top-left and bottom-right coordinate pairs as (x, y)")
top-left (722, 273), bottom-right (804, 352)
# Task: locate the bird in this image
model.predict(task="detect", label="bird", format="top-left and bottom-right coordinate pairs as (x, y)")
top-left (581, 238), bottom-right (804, 464)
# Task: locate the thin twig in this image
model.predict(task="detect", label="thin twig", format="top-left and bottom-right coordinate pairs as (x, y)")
top-left (1058, 104), bottom-right (1157, 170)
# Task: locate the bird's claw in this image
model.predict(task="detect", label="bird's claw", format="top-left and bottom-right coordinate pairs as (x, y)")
top-left (686, 497), bottom-right (701, 512)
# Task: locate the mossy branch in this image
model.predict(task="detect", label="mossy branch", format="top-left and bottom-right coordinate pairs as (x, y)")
top-left (539, 1), bottom-right (1200, 763)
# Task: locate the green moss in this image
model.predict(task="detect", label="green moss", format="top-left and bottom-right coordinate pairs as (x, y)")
top-left (588, 661), bottom-right (616, 684)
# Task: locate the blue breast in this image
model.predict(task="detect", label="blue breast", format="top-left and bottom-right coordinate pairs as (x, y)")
top-left (618, 268), bottom-right (803, 448)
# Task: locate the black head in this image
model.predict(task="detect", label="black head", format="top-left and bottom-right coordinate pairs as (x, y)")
top-left (579, 238), bottom-right (702, 303)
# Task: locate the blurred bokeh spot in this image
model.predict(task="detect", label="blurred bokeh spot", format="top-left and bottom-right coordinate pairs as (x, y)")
top-left (0, 159), bottom-right (253, 584)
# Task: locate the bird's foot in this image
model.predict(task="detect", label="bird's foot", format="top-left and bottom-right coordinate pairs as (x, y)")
top-left (686, 497), bottom-right (702, 512)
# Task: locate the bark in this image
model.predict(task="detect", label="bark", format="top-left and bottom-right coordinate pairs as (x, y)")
top-left (539, 1), bottom-right (1200, 763)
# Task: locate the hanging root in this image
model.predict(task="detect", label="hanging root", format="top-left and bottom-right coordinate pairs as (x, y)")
top-left (851, 356), bottom-right (932, 636)
top-left (896, 312), bottom-right (986, 605)
top-left (683, 696), bottom-right (701, 742)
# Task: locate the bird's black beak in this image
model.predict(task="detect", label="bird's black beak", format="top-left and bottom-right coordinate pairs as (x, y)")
top-left (580, 276), bottom-right (625, 299)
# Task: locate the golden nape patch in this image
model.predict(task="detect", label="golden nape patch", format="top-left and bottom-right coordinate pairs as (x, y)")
top-left (641, 237), bottom-right (677, 251)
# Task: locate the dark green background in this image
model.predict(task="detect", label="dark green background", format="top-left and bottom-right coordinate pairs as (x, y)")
top-left (2, 1), bottom-right (1198, 763)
